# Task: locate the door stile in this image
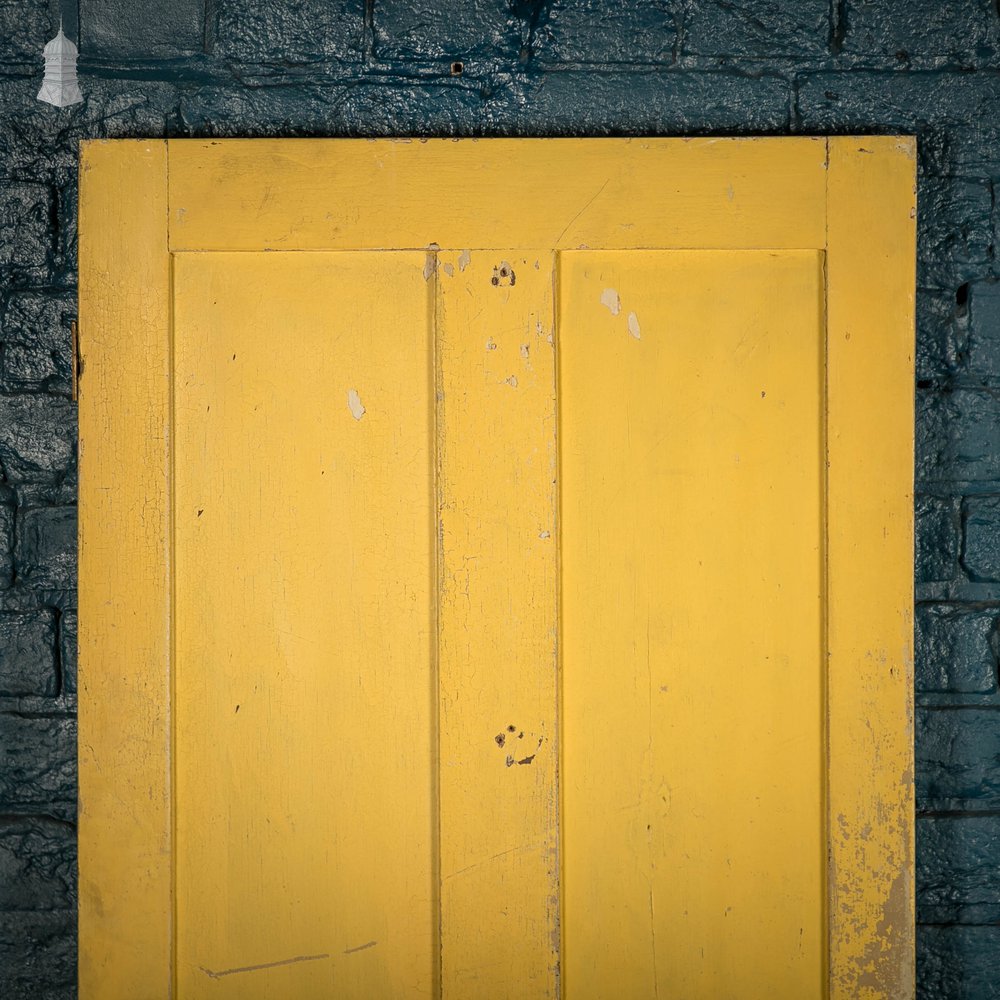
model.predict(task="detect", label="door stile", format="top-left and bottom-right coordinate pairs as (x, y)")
top-left (825, 137), bottom-right (917, 999)
top-left (78, 140), bottom-right (174, 1000)
top-left (435, 250), bottom-right (561, 998)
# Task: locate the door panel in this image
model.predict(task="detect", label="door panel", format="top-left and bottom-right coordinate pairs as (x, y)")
top-left (172, 253), bottom-right (437, 997)
top-left (560, 251), bottom-right (826, 998)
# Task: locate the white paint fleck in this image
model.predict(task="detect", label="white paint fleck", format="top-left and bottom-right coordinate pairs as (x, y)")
top-left (442, 262), bottom-right (454, 277)
top-left (601, 288), bottom-right (621, 316)
top-left (505, 375), bottom-right (518, 388)
top-left (486, 337), bottom-right (498, 351)
top-left (539, 530), bottom-right (551, 539)
top-left (347, 389), bottom-right (366, 420)
top-left (458, 249), bottom-right (472, 272)
top-left (627, 311), bottom-right (641, 340)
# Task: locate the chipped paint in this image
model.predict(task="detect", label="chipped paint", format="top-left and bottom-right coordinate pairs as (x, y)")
top-left (458, 248), bottom-right (472, 272)
top-left (627, 311), bottom-right (641, 339)
top-left (600, 287), bottom-right (621, 315)
top-left (347, 388), bottom-right (366, 420)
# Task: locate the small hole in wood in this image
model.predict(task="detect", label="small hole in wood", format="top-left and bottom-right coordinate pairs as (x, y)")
top-left (450, 61), bottom-right (464, 76)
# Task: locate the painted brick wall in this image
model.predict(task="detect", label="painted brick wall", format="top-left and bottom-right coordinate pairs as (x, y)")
top-left (1, 1), bottom-right (999, 997)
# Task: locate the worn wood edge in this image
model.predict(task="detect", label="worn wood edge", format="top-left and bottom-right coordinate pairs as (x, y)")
top-left (825, 135), bottom-right (917, 999)
top-left (78, 139), bottom-right (173, 999)
top-left (165, 137), bottom-right (829, 252)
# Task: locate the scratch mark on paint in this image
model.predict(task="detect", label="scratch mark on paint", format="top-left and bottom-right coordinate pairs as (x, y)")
top-left (458, 249), bottom-right (472, 271)
top-left (343, 941), bottom-right (377, 955)
top-left (628, 311), bottom-right (641, 339)
top-left (726, 183), bottom-right (735, 201)
top-left (601, 288), bottom-right (621, 316)
top-left (556, 177), bottom-right (610, 243)
top-left (200, 954), bottom-right (330, 978)
top-left (347, 389), bottom-right (366, 420)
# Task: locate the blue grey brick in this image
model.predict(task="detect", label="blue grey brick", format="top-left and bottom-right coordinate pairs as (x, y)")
top-left (916, 495), bottom-right (959, 584)
top-left (916, 286), bottom-right (963, 383)
top-left (916, 709), bottom-right (1000, 809)
top-left (685, 0), bottom-right (829, 58)
top-left (963, 496), bottom-right (1000, 581)
top-left (0, 715), bottom-right (76, 809)
top-left (0, 818), bottom-right (75, 910)
top-left (214, 0), bottom-right (364, 67)
top-left (917, 814), bottom-right (1000, 923)
top-left (0, 911), bottom-right (76, 1000)
top-left (0, 610), bottom-right (57, 697)
top-left (0, 396), bottom-right (76, 485)
top-left (842, 0), bottom-right (1000, 64)
top-left (965, 280), bottom-right (1000, 385)
top-left (917, 389), bottom-right (1000, 487)
top-left (374, 0), bottom-right (517, 63)
top-left (58, 609), bottom-right (75, 696)
top-left (797, 71), bottom-right (1000, 175)
top-left (15, 507), bottom-right (76, 591)
top-left (0, 504), bottom-right (12, 590)
top-left (524, 70), bottom-right (790, 134)
top-left (915, 604), bottom-right (999, 694)
top-left (918, 925), bottom-right (1000, 1000)
top-left (0, 182), bottom-right (51, 283)
top-left (0, 0), bottom-right (54, 66)
top-left (917, 177), bottom-right (994, 288)
top-left (534, 1), bottom-right (676, 65)
top-left (79, 0), bottom-right (204, 59)
top-left (180, 80), bottom-right (485, 137)
top-left (1, 291), bottom-right (74, 394)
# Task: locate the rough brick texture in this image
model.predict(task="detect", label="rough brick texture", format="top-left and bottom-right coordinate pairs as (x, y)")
top-left (1, 1), bottom-right (999, 997)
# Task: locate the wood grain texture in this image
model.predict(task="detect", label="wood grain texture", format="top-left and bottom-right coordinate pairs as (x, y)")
top-left (559, 250), bottom-right (827, 999)
top-left (78, 140), bottom-right (173, 999)
top-left (826, 136), bottom-right (917, 1000)
top-left (435, 250), bottom-right (560, 998)
top-left (166, 138), bottom-right (828, 253)
top-left (171, 252), bottom-right (437, 999)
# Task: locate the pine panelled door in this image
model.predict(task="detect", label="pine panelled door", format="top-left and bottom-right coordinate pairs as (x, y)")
top-left (78, 138), bottom-right (916, 1000)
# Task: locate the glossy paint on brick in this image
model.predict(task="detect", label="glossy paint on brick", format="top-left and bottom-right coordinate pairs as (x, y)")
top-left (0, 2), bottom-right (998, 998)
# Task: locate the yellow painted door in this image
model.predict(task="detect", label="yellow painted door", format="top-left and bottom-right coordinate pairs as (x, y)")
top-left (78, 139), bottom-right (916, 1000)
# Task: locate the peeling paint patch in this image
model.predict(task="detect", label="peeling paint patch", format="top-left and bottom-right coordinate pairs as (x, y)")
top-left (486, 337), bottom-right (497, 351)
top-left (347, 389), bottom-right (366, 420)
top-left (505, 375), bottom-right (518, 388)
top-left (458, 249), bottom-right (471, 272)
top-left (539, 530), bottom-right (551, 539)
top-left (422, 254), bottom-right (436, 281)
top-left (601, 288), bottom-right (621, 316)
top-left (520, 344), bottom-right (530, 360)
top-left (627, 312), bottom-right (641, 339)
top-left (442, 261), bottom-right (454, 277)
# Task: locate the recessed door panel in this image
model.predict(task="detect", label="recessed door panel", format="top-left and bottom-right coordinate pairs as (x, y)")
top-left (172, 252), bottom-right (437, 998)
top-left (560, 251), bottom-right (826, 999)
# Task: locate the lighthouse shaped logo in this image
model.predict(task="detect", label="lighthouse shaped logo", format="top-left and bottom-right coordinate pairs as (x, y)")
top-left (37, 21), bottom-right (83, 108)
